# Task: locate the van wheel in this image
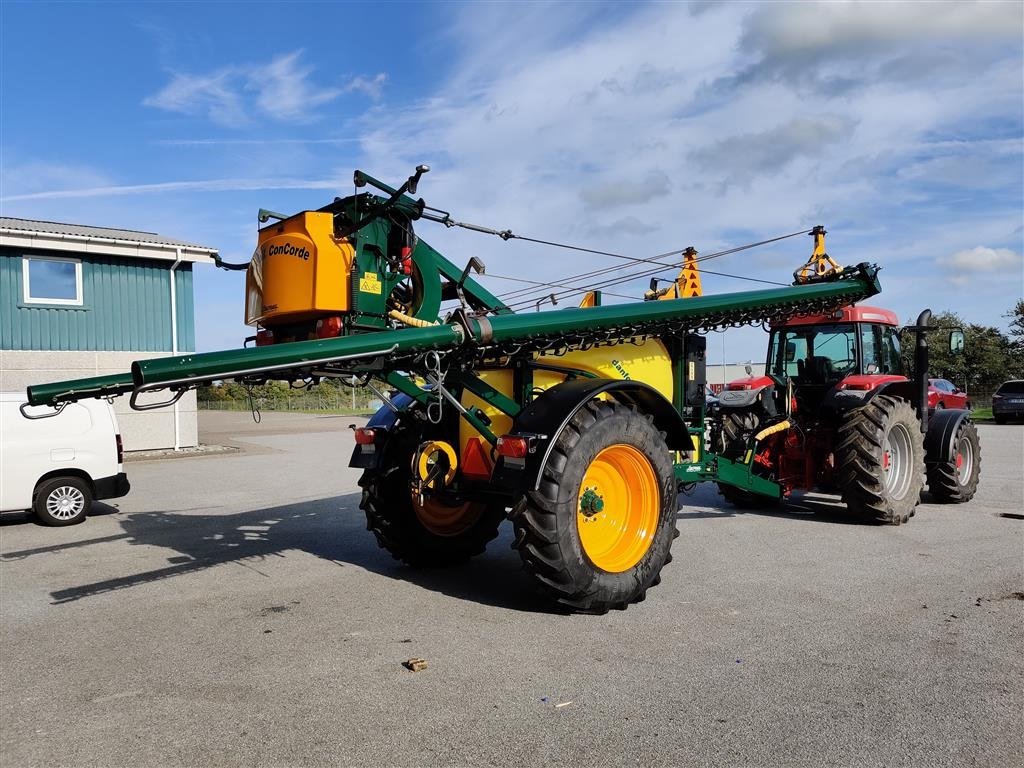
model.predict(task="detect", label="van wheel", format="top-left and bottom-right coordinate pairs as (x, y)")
top-left (34, 477), bottom-right (91, 526)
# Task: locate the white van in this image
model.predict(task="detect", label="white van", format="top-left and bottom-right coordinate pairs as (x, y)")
top-left (0, 393), bottom-right (130, 526)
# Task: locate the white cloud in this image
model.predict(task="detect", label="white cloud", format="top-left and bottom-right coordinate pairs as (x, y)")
top-left (143, 69), bottom-right (248, 127)
top-left (689, 116), bottom-right (855, 181)
top-left (0, 176), bottom-right (348, 202)
top-left (1, 161), bottom-right (113, 197)
top-left (248, 51), bottom-right (342, 122)
top-left (346, 1), bottom-right (1021, 355)
top-left (942, 246), bottom-right (1021, 272)
top-left (742, 1), bottom-right (1021, 64)
top-left (344, 73), bottom-right (387, 101)
top-left (580, 171), bottom-right (671, 210)
top-left (143, 50), bottom-right (380, 125)
top-left (153, 138), bottom-right (359, 147)
top-left (13, 3), bottom-right (1021, 357)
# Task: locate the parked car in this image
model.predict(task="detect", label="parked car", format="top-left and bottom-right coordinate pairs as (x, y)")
top-left (928, 378), bottom-right (970, 410)
top-left (992, 380), bottom-right (1024, 424)
top-left (0, 393), bottom-right (129, 526)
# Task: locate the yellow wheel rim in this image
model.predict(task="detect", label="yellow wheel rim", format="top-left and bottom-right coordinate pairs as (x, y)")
top-left (577, 443), bottom-right (660, 573)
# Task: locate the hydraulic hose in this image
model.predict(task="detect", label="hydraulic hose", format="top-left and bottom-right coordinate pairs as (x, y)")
top-left (389, 309), bottom-right (438, 328)
top-left (754, 420), bottom-right (792, 442)
top-left (212, 254), bottom-right (251, 271)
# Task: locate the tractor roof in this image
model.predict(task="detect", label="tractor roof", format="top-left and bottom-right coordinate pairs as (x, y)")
top-left (772, 305), bottom-right (899, 329)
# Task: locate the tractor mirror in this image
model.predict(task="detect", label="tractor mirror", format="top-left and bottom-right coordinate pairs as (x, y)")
top-left (744, 364), bottom-right (753, 376)
top-left (949, 330), bottom-right (965, 354)
top-left (785, 341), bottom-right (796, 362)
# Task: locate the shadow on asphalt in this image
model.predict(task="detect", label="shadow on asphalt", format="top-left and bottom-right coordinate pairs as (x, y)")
top-left (0, 500), bottom-right (122, 528)
top-left (5, 488), bottom-right (896, 609)
top-left (1, 493), bottom-right (559, 613)
top-left (677, 489), bottom-right (874, 526)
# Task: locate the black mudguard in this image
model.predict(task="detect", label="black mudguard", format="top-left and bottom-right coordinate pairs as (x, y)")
top-left (491, 378), bottom-right (688, 493)
top-left (823, 379), bottom-right (918, 414)
top-left (348, 393), bottom-right (415, 469)
top-left (924, 408), bottom-right (972, 466)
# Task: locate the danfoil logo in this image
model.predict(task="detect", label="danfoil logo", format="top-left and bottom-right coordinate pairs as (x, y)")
top-left (268, 242), bottom-right (310, 260)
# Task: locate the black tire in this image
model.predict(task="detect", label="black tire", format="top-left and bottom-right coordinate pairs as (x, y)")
top-left (927, 419), bottom-right (981, 503)
top-left (359, 421), bottom-right (505, 567)
top-left (510, 400), bottom-right (679, 613)
top-left (835, 395), bottom-right (925, 525)
top-left (716, 411), bottom-right (781, 509)
top-left (33, 476), bottom-right (91, 526)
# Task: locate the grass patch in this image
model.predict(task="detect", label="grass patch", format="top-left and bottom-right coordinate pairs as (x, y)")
top-left (970, 407), bottom-right (994, 422)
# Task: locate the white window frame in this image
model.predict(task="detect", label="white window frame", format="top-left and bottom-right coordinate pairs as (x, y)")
top-left (22, 255), bottom-right (84, 306)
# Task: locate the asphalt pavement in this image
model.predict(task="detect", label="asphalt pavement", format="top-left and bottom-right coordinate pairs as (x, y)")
top-left (1, 412), bottom-right (1021, 767)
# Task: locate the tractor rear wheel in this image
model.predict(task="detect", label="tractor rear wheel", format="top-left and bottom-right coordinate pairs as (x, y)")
top-left (716, 411), bottom-right (781, 509)
top-left (359, 422), bottom-right (504, 566)
top-left (835, 395), bottom-right (925, 524)
top-left (927, 419), bottom-right (981, 503)
top-left (510, 400), bottom-right (678, 613)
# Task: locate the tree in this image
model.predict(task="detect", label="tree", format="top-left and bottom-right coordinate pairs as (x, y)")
top-left (1005, 300), bottom-right (1024, 372)
top-left (901, 310), bottom-right (1016, 392)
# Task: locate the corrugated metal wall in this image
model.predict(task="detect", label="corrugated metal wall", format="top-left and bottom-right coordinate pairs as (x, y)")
top-left (0, 248), bottom-right (195, 352)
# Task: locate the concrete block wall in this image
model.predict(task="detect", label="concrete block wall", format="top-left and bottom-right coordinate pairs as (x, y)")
top-left (0, 349), bottom-right (198, 451)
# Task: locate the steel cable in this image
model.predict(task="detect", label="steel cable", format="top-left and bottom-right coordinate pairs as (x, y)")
top-left (491, 229), bottom-right (812, 305)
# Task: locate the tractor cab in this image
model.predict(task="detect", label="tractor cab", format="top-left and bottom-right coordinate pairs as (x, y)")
top-left (764, 306), bottom-right (907, 414)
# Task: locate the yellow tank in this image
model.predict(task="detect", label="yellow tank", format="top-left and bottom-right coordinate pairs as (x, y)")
top-left (245, 212), bottom-right (354, 326)
top-left (458, 340), bottom-right (674, 471)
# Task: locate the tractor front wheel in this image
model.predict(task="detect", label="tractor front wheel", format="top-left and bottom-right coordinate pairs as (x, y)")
top-left (927, 419), bottom-right (981, 503)
top-left (835, 395), bottom-right (925, 524)
top-left (510, 401), bottom-right (679, 613)
top-left (359, 422), bottom-right (505, 567)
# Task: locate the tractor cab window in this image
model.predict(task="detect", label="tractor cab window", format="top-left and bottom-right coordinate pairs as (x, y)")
top-left (880, 326), bottom-right (902, 375)
top-left (769, 334), bottom-right (807, 378)
top-left (861, 325), bottom-right (880, 373)
top-left (769, 324), bottom-right (857, 383)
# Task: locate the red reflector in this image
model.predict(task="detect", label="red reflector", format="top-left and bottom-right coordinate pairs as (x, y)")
top-left (255, 329), bottom-right (274, 346)
top-left (496, 435), bottom-right (529, 459)
top-left (354, 428), bottom-right (376, 445)
top-left (316, 316), bottom-right (343, 339)
top-left (726, 383), bottom-right (752, 391)
top-left (115, 434), bottom-right (124, 464)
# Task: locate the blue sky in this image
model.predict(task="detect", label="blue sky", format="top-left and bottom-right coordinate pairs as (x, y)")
top-left (2, 1), bottom-right (1022, 363)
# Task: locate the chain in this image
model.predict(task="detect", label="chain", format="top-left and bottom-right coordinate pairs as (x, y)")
top-left (423, 350), bottom-right (445, 424)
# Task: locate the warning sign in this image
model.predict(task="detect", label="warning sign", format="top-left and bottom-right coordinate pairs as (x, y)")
top-left (359, 272), bottom-right (382, 295)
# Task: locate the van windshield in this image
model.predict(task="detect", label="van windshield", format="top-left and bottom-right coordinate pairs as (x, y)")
top-left (996, 381), bottom-right (1024, 395)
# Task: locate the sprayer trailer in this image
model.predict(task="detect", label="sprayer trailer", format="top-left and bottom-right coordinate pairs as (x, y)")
top-left (24, 166), bottom-right (981, 613)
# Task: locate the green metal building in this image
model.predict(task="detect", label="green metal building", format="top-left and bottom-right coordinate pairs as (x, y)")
top-left (0, 218), bottom-right (216, 450)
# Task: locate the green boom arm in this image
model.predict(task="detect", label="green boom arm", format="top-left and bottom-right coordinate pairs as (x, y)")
top-left (26, 263), bottom-right (881, 408)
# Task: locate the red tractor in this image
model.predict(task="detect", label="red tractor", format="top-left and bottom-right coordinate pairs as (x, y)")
top-left (714, 305), bottom-right (981, 523)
